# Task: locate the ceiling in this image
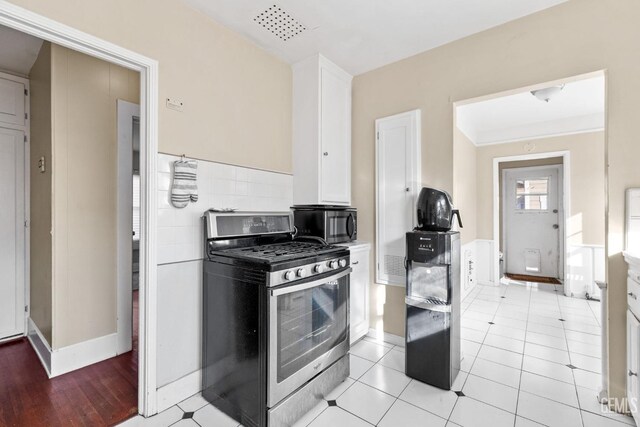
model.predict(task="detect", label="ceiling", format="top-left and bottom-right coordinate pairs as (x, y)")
top-left (180, 0), bottom-right (567, 76)
top-left (456, 75), bottom-right (605, 146)
top-left (0, 24), bottom-right (43, 77)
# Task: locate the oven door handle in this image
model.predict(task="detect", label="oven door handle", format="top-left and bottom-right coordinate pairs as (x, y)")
top-left (271, 268), bottom-right (352, 297)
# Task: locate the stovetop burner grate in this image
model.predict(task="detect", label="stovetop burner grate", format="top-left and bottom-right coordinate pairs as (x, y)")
top-left (218, 241), bottom-right (343, 263)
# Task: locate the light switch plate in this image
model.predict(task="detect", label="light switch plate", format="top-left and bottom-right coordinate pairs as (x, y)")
top-left (166, 98), bottom-right (184, 112)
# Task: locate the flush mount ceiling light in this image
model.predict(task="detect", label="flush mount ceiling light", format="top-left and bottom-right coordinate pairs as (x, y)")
top-left (253, 5), bottom-right (306, 42)
top-left (530, 84), bottom-right (565, 103)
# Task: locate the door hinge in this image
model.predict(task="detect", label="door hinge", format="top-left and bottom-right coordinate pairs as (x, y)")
top-left (24, 220), bottom-right (29, 228)
top-left (24, 134), bottom-right (27, 143)
top-left (24, 305), bottom-right (28, 313)
top-left (24, 89), bottom-right (28, 96)
top-left (25, 113), bottom-right (28, 120)
top-left (376, 131), bottom-right (379, 140)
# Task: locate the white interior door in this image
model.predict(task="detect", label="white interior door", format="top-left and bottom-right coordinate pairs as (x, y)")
top-left (0, 127), bottom-right (25, 340)
top-left (503, 165), bottom-right (562, 278)
top-left (375, 110), bottom-right (421, 286)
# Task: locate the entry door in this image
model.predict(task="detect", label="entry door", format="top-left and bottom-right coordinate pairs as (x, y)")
top-left (504, 166), bottom-right (561, 278)
top-left (0, 127), bottom-right (25, 340)
top-left (375, 110), bottom-right (421, 285)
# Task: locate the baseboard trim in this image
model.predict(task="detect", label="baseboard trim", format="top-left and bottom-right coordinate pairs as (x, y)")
top-left (26, 320), bottom-right (120, 378)
top-left (50, 332), bottom-right (118, 377)
top-left (157, 369), bottom-right (202, 412)
top-left (367, 329), bottom-right (405, 347)
top-left (27, 318), bottom-right (52, 377)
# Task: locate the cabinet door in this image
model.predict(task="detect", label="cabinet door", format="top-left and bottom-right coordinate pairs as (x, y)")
top-left (319, 66), bottom-right (350, 205)
top-left (0, 78), bottom-right (25, 127)
top-left (350, 247), bottom-right (370, 344)
top-left (628, 310), bottom-right (640, 416)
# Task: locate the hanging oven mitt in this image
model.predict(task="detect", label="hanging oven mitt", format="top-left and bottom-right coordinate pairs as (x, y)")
top-left (171, 160), bottom-right (198, 208)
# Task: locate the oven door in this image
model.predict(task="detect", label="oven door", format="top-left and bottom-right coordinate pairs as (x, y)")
top-left (324, 211), bottom-right (356, 243)
top-left (268, 268), bottom-right (351, 407)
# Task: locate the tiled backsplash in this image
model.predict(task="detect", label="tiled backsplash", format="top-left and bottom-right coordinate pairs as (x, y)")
top-left (157, 154), bottom-right (293, 264)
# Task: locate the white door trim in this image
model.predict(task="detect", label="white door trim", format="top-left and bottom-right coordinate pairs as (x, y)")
top-left (501, 164), bottom-right (564, 279)
top-left (375, 109), bottom-right (421, 286)
top-left (0, 1), bottom-right (159, 416)
top-left (116, 100), bottom-right (140, 355)
top-left (492, 151), bottom-right (571, 294)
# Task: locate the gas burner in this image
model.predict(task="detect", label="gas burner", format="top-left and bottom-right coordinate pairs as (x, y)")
top-left (221, 241), bottom-right (342, 263)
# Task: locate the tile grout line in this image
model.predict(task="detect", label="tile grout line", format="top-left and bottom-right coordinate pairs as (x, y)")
top-left (514, 280), bottom-right (533, 426)
top-left (560, 295), bottom-right (587, 427)
top-left (447, 284), bottom-right (502, 423)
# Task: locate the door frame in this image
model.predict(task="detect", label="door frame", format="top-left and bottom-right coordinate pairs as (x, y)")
top-left (0, 71), bottom-right (30, 344)
top-left (501, 164), bottom-right (564, 280)
top-left (116, 100), bottom-right (140, 355)
top-left (375, 109), bottom-right (421, 286)
top-left (492, 151), bottom-right (571, 295)
top-left (0, 1), bottom-right (159, 416)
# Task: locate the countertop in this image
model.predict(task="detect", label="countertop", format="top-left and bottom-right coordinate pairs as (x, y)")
top-left (624, 251), bottom-right (640, 269)
top-left (336, 241), bottom-right (371, 250)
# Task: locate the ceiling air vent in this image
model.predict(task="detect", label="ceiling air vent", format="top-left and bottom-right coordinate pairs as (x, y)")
top-left (253, 5), bottom-right (306, 41)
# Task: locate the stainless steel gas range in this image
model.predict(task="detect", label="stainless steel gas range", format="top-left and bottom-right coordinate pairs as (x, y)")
top-left (202, 211), bottom-right (351, 427)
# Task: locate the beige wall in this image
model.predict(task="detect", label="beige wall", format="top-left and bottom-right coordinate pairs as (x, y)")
top-left (29, 42), bottom-right (52, 344)
top-left (28, 43), bottom-right (140, 349)
top-left (352, 0), bottom-right (640, 400)
top-left (50, 45), bottom-right (140, 349)
top-left (8, 0), bottom-right (292, 173)
top-left (453, 127), bottom-right (477, 245)
top-left (476, 132), bottom-right (605, 249)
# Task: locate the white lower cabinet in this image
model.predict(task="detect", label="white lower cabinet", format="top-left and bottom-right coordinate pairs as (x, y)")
top-left (339, 242), bottom-right (371, 345)
top-left (628, 309), bottom-right (640, 423)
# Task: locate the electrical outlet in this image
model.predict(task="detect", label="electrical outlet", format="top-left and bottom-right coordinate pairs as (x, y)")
top-left (38, 156), bottom-right (46, 173)
top-left (166, 98), bottom-right (184, 112)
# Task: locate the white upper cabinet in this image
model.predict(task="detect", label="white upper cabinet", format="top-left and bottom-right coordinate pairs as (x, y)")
top-left (293, 54), bottom-right (352, 206)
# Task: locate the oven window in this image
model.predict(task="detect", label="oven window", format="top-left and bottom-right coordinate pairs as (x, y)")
top-left (276, 279), bottom-right (347, 383)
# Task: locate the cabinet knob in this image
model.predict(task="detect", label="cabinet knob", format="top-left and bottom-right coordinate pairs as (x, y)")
top-left (630, 370), bottom-right (637, 377)
top-left (323, 152), bottom-right (329, 156)
top-left (629, 292), bottom-right (637, 300)
top-left (352, 261), bottom-right (359, 265)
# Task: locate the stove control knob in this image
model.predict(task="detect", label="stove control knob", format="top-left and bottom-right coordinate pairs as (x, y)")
top-left (314, 264), bottom-right (324, 274)
top-left (284, 270), bottom-right (294, 281)
top-left (339, 259), bottom-right (347, 268)
top-left (296, 268), bottom-right (307, 278)
top-left (329, 260), bottom-right (338, 270)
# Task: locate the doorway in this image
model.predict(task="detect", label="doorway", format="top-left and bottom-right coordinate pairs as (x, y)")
top-left (0, 1), bottom-right (159, 418)
top-left (503, 164), bottom-right (563, 280)
top-left (117, 100), bottom-right (141, 355)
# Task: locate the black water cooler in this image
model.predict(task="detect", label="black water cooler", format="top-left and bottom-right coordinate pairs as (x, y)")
top-left (405, 188), bottom-right (462, 390)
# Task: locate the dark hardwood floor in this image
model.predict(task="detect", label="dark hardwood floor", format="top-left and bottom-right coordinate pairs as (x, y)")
top-left (0, 291), bottom-right (139, 427)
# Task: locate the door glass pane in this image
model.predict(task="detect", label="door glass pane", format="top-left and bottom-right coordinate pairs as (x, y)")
top-left (515, 178), bottom-right (549, 210)
top-left (516, 195), bottom-right (548, 210)
top-left (277, 280), bottom-right (347, 382)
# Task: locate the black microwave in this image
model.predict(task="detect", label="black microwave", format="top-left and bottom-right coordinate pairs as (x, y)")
top-left (292, 206), bottom-right (357, 244)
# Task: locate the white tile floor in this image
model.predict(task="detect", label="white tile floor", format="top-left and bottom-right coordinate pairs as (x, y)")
top-left (119, 280), bottom-right (634, 427)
